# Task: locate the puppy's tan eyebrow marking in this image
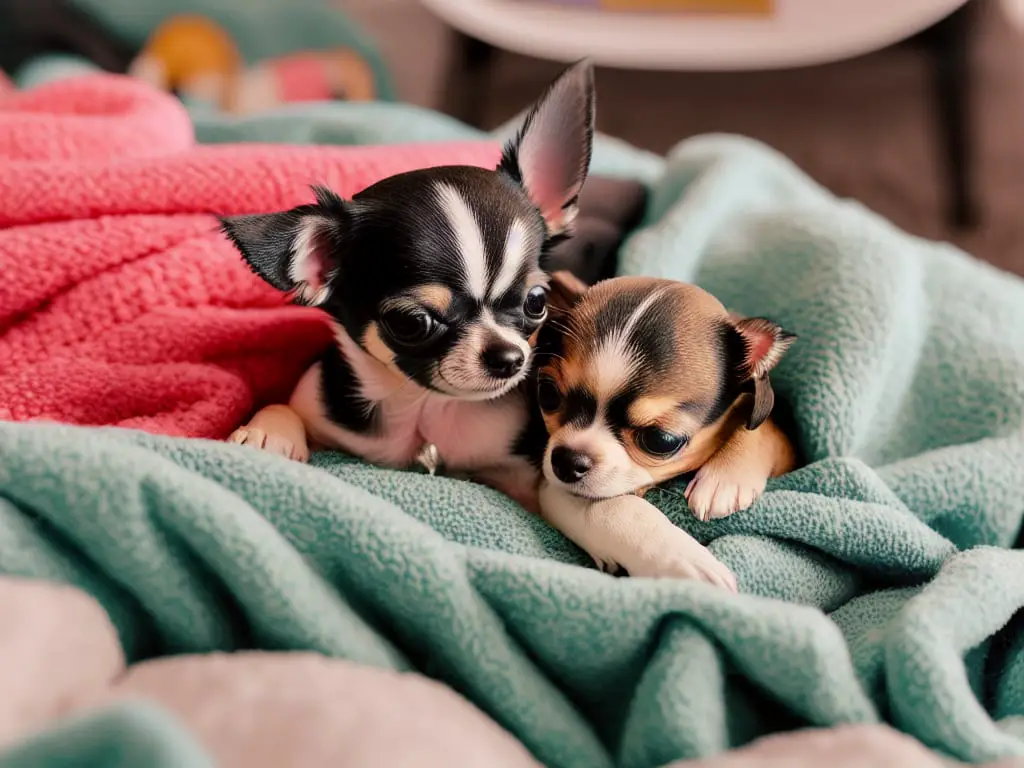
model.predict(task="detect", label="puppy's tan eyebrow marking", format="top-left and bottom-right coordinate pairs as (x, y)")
top-left (628, 396), bottom-right (708, 432)
top-left (412, 283), bottom-right (454, 314)
top-left (381, 284), bottom-right (454, 316)
top-left (628, 396), bottom-right (678, 425)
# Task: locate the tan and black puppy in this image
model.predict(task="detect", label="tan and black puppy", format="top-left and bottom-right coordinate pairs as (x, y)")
top-left (535, 272), bottom-right (798, 523)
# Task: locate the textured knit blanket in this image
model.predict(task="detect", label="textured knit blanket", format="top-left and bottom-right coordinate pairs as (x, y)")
top-left (2, 75), bottom-right (1024, 768)
top-left (0, 75), bottom-right (495, 435)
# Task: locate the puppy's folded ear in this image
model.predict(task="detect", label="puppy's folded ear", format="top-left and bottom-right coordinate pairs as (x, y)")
top-left (547, 270), bottom-right (589, 314)
top-left (498, 60), bottom-right (595, 238)
top-left (220, 185), bottom-right (348, 307)
top-left (730, 317), bottom-right (797, 430)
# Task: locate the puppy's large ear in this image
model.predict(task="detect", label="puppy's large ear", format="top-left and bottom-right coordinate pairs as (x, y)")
top-left (220, 185), bottom-right (348, 307)
top-left (730, 317), bottom-right (797, 430)
top-left (499, 60), bottom-right (595, 238)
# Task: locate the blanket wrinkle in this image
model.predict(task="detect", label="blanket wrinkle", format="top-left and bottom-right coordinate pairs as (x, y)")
top-left (1, 75), bottom-right (1024, 768)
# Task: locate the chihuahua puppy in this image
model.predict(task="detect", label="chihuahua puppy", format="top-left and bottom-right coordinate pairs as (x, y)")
top-left (222, 61), bottom-right (597, 514)
top-left (532, 272), bottom-right (798, 585)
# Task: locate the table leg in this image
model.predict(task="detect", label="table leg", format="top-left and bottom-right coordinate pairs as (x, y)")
top-left (920, 2), bottom-right (978, 230)
top-left (441, 30), bottom-right (497, 128)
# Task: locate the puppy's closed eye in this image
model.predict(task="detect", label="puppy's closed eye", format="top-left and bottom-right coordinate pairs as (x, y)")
top-left (379, 308), bottom-right (446, 347)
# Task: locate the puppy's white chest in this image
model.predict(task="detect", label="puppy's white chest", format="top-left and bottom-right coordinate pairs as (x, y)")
top-left (415, 395), bottom-right (528, 471)
top-left (291, 362), bottom-right (528, 473)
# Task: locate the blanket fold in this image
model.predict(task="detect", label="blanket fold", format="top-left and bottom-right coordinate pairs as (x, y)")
top-left (2, 75), bottom-right (1024, 768)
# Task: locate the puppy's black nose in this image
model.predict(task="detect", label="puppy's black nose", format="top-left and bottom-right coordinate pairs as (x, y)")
top-left (481, 345), bottom-right (525, 379)
top-left (550, 446), bottom-right (593, 484)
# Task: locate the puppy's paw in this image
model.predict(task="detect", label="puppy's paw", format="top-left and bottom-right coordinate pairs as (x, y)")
top-left (627, 537), bottom-right (738, 592)
top-left (590, 554), bottom-right (623, 576)
top-left (685, 464), bottom-right (766, 522)
top-left (578, 494), bottom-right (736, 590)
top-left (228, 426), bottom-right (309, 463)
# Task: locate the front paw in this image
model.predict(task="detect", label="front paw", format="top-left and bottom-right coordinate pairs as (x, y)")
top-left (685, 464), bottom-right (766, 522)
top-left (228, 426), bottom-right (309, 463)
top-left (580, 493), bottom-right (737, 591)
top-left (591, 554), bottom-right (623, 576)
top-left (625, 539), bottom-right (737, 592)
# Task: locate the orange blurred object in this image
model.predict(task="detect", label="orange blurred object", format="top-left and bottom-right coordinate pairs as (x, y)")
top-left (128, 15), bottom-right (241, 110)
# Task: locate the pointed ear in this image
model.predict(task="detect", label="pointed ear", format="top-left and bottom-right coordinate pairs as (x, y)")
top-left (220, 185), bottom-right (348, 307)
top-left (498, 59), bottom-right (595, 238)
top-left (730, 317), bottom-right (797, 430)
top-left (547, 270), bottom-right (589, 314)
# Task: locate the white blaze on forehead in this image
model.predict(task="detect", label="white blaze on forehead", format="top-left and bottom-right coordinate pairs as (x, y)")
top-left (490, 219), bottom-right (529, 300)
top-left (588, 288), bottom-right (668, 398)
top-left (435, 182), bottom-right (487, 300)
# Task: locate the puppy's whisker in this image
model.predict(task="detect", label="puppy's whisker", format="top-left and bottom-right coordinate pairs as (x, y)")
top-left (540, 352), bottom-right (570, 366)
top-left (544, 319), bottom-right (575, 337)
top-left (545, 317), bottom-right (576, 333)
top-left (545, 319), bottom-right (585, 347)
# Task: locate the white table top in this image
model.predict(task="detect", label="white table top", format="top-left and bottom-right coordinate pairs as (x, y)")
top-left (421, 0), bottom-right (971, 70)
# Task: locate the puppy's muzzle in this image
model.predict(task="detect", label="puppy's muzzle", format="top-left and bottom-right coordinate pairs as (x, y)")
top-left (480, 343), bottom-right (526, 380)
top-left (550, 445), bottom-right (594, 484)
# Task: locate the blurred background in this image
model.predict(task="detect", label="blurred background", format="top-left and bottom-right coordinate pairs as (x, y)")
top-left (4, 0), bottom-right (1024, 274)
top-left (348, 0), bottom-right (1023, 275)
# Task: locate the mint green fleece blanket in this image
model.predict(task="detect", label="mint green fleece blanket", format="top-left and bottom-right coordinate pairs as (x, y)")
top-left (2, 106), bottom-right (1024, 768)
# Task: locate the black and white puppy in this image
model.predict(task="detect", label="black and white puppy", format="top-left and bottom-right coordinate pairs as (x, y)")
top-left (222, 61), bottom-right (596, 513)
top-left (222, 61), bottom-right (745, 589)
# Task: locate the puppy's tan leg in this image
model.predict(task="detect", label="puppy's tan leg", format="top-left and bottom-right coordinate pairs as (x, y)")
top-left (539, 481), bottom-right (737, 591)
top-left (684, 418), bottom-right (794, 522)
top-left (228, 404), bottom-right (310, 462)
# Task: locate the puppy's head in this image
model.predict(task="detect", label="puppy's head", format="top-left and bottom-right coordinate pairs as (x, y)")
top-left (535, 273), bottom-right (795, 499)
top-left (220, 61), bottom-right (595, 400)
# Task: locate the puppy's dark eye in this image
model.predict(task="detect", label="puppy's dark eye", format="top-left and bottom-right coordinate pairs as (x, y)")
top-left (523, 286), bottom-right (547, 320)
top-left (537, 376), bottom-right (562, 412)
top-left (380, 310), bottom-right (438, 346)
top-left (636, 427), bottom-right (686, 458)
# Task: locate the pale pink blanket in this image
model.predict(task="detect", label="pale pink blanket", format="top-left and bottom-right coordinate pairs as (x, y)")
top-left (2, 576), bottom-right (1008, 768)
top-left (0, 75), bottom-right (500, 437)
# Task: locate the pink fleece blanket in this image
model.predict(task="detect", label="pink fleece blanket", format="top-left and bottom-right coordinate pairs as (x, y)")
top-left (0, 75), bottom-right (500, 438)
